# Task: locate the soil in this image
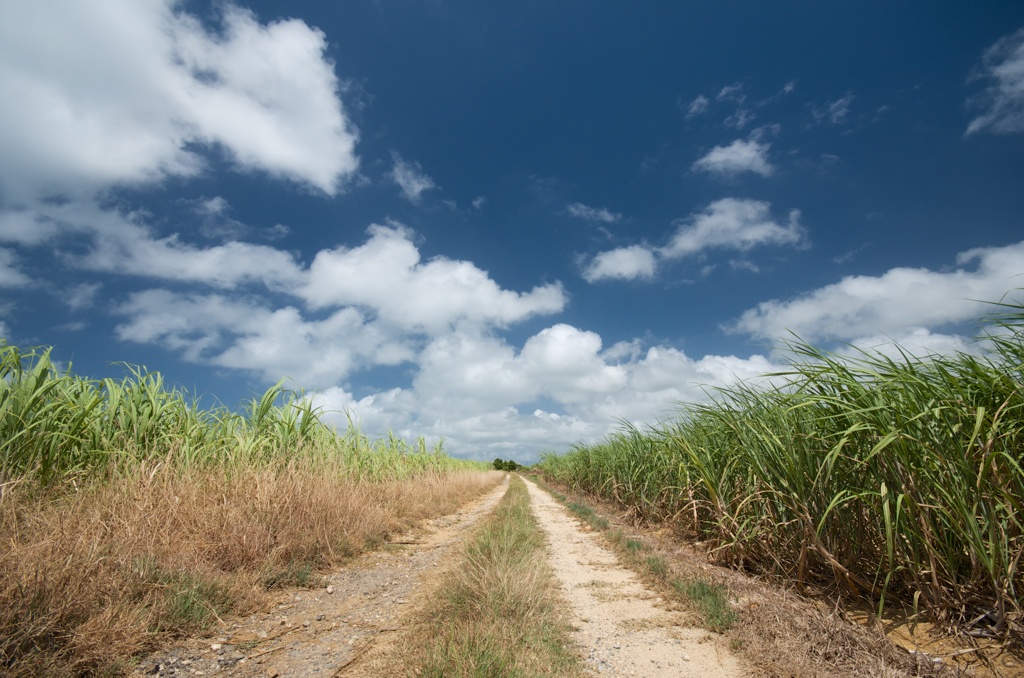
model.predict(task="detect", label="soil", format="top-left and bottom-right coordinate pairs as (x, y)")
top-left (523, 477), bottom-right (743, 677)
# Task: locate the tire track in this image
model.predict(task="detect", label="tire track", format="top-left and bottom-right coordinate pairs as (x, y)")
top-left (523, 477), bottom-right (743, 677)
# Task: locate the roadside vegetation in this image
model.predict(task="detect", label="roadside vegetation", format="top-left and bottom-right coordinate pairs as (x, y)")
top-left (492, 457), bottom-right (525, 471)
top-left (409, 475), bottom-right (582, 677)
top-left (0, 342), bottom-right (493, 676)
top-left (538, 300), bottom-right (1024, 643)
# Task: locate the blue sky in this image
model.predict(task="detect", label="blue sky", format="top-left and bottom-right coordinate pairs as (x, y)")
top-left (2, 1), bottom-right (1023, 462)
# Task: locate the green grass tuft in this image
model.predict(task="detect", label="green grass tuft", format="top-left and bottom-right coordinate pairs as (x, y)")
top-left (672, 578), bottom-right (738, 632)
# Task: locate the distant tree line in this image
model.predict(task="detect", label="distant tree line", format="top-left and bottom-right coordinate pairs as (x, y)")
top-left (492, 458), bottom-right (523, 471)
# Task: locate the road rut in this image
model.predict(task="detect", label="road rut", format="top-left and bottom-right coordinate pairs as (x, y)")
top-left (524, 477), bottom-right (743, 677)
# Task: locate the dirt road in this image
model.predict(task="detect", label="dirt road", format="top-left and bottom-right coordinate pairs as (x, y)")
top-left (132, 477), bottom-right (509, 677)
top-left (134, 475), bottom-right (743, 677)
top-left (523, 477), bottom-right (742, 677)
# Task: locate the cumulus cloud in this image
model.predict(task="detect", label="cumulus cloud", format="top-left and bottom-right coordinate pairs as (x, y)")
top-left (692, 139), bottom-right (775, 177)
top-left (390, 153), bottom-right (437, 203)
top-left (730, 240), bottom-right (1024, 342)
top-left (347, 323), bottom-right (784, 461)
top-left (566, 202), bottom-right (621, 223)
top-left (0, 0), bottom-right (358, 200)
top-left (0, 248), bottom-right (30, 287)
top-left (299, 225), bottom-right (569, 333)
top-left (115, 290), bottom-right (415, 386)
top-left (967, 27), bottom-right (1024, 135)
top-left (662, 198), bottom-right (804, 259)
top-left (300, 224), bottom-right (566, 333)
top-left (582, 199), bottom-right (804, 284)
top-left (111, 279), bottom-right (785, 462)
top-left (582, 246), bottom-right (657, 282)
top-left (4, 200), bottom-right (307, 291)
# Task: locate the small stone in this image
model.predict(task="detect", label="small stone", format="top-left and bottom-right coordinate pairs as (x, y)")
top-left (302, 620), bottom-right (311, 628)
top-left (317, 614), bottom-right (326, 621)
top-left (326, 585), bottom-right (335, 595)
top-left (210, 644), bottom-right (222, 652)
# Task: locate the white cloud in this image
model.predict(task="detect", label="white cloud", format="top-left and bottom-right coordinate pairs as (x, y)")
top-left (60, 202), bottom-right (305, 290)
top-left (582, 246), bottom-right (657, 282)
top-left (390, 153), bottom-right (437, 203)
top-left (842, 328), bottom-right (978, 361)
top-left (3, 199), bottom-right (566, 340)
top-left (686, 95), bottom-right (709, 117)
top-left (0, 200), bottom-right (309, 293)
top-left (115, 290), bottom-right (415, 386)
top-left (812, 93), bottom-right (855, 126)
top-left (63, 282), bottom-right (102, 310)
top-left (0, 321), bottom-right (10, 340)
top-left (717, 83), bottom-right (745, 103)
top-left (567, 202), bottom-right (621, 223)
top-left (0, 248), bottom-right (30, 287)
top-left (472, 196), bottom-right (487, 209)
top-left (196, 197), bottom-right (230, 217)
top-left (729, 259), bottom-right (760, 273)
top-left (730, 240), bottom-right (1024, 342)
top-left (662, 198), bottom-right (805, 259)
top-left (967, 27), bottom-right (1024, 135)
top-left (374, 324), bottom-right (783, 461)
top-left (724, 109), bottom-right (756, 129)
top-left (0, 0), bottom-right (358, 200)
top-left (692, 139), bottom-right (775, 177)
top-left (110, 280), bottom-right (786, 462)
top-left (300, 224), bottom-right (566, 333)
top-left (581, 199), bottom-right (805, 285)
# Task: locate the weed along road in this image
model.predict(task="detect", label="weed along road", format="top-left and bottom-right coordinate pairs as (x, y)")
top-left (132, 474), bottom-right (740, 677)
top-left (130, 477), bottom-right (510, 677)
top-left (523, 478), bottom-right (742, 677)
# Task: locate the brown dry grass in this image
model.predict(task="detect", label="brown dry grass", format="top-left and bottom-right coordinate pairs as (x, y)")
top-left (0, 466), bottom-right (502, 677)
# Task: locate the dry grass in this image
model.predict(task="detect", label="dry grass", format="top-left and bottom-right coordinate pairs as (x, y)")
top-left (0, 466), bottom-right (501, 677)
